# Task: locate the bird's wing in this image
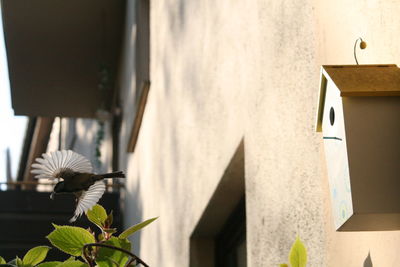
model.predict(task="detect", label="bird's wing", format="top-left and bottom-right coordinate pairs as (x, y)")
top-left (69, 181), bottom-right (106, 223)
top-left (31, 150), bottom-right (93, 179)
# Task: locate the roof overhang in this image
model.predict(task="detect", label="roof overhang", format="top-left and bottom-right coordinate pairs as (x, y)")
top-left (1, 0), bottom-right (126, 117)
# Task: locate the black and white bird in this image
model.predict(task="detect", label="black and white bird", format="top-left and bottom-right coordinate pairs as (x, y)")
top-left (31, 150), bottom-right (125, 222)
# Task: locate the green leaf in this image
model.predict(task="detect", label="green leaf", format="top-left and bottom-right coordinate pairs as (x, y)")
top-left (119, 217), bottom-right (158, 239)
top-left (96, 237), bottom-right (131, 267)
top-left (22, 246), bottom-right (51, 266)
top-left (86, 204), bottom-right (107, 229)
top-left (16, 257), bottom-right (22, 267)
top-left (289, 237), bottom-right (307, 267)
top-left (105, 211), bottom-right (114, 227)
top-left (64, 257), bottom-right (76, 262)
top-left (56, 260), bottom-right (87, 267)
top-left (46, 225), bottom-right (95, 256)
top-left (36, 262), bottom-right (62, 267)
top-left (51, 224), bottom-right (62, 229)
top-left (97, 233), bottom-right (105, 242)
top-left (0, 264), bottom-right (15, 267)
top-left (0, 257), bottom-right (5, 264)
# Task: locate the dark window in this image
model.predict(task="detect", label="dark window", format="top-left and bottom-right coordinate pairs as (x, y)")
top-left (127, 0), bottom-right (151, 153)
top-left (135, 0), bottom-right (150, 92)
top-left (189, 140), bottom-right (245, 267)
top-left (215, 197), bottom-right (246, 267)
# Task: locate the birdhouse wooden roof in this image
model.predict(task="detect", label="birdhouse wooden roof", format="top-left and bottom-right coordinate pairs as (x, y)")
top-left (316, 64), bottom-right (400, 132)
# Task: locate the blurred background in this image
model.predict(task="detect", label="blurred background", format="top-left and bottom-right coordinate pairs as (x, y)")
top-left (0, 1), bottom-right (124, 260)
top-left (0, 4), bottom-right (26, 192)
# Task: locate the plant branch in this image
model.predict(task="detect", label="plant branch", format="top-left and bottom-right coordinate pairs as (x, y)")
top-left (83, 243), bottom-right (149, 267)
top-left (82, 245), bottom-right (96, 267)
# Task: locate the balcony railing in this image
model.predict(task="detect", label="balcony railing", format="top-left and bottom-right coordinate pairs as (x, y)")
top-left (0, 181), bottom-right (123, 261)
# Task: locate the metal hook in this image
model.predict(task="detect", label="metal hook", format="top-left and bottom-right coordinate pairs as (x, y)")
top-left (354, 37), bottom-right (367, 65)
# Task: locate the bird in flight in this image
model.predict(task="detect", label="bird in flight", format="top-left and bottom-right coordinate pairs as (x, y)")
top-left (31, 150), bottom-right (125, 222)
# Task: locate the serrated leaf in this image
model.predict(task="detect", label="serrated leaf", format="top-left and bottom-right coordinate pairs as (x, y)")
top-left (22, 246), bottom-right (51, 266)
top-left (46, 225), bottom-right (95, 256)
top-left (36, 262), bottom-right (61, 267)
top-left (0, 257), bottom-right (5, 264)
top-left (96, 237), bottom-right (131, 267)
top-left (119, 217), bottom-right (158, 239)
top-left (56, 260), bottom-right (87, 267)
top-left (86, 204), bottom-right (107, 229)
top-left (289, 237), bottom-right (307, 267)
top-left (51, 224), bottom-right (62, 229)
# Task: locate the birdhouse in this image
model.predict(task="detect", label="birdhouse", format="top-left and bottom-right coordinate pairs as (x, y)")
top-left (316, 64), bottom-right (400, 231)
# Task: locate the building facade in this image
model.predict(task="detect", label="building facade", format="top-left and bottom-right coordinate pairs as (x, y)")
top-left (46, 0), bottom-right (400, 266)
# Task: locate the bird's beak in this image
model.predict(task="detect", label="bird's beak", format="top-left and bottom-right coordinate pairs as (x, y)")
top-left (50, 192), bottom-right (55, 200)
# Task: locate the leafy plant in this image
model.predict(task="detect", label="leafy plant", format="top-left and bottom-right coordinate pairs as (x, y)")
top-left (280, 236), bottom-right (307, 267)
top-left (0, 205), bottom-right (157, 267)
top-left (0, 246), bottom-right (51, 267)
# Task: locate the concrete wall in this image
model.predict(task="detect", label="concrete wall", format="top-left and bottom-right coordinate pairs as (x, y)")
top-left (114, 0), bottom-right (400, 266)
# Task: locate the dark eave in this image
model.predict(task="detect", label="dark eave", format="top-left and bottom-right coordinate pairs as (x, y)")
top-left (1, 0), bottom-right (125, 117)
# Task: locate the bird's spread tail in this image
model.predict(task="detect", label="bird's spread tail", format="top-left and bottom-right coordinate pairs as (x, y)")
top-left (94, 171), bottom-right (125, 180)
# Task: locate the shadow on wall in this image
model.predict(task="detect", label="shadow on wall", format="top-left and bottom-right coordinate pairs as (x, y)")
top-left (363, 251), bottom-right (373, 267)
top-left (190, 138), bottom-right (245, 267)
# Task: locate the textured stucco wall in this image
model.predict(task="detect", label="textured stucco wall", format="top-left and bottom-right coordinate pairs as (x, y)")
top-left (117, 0), bottom-right (400, 266)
